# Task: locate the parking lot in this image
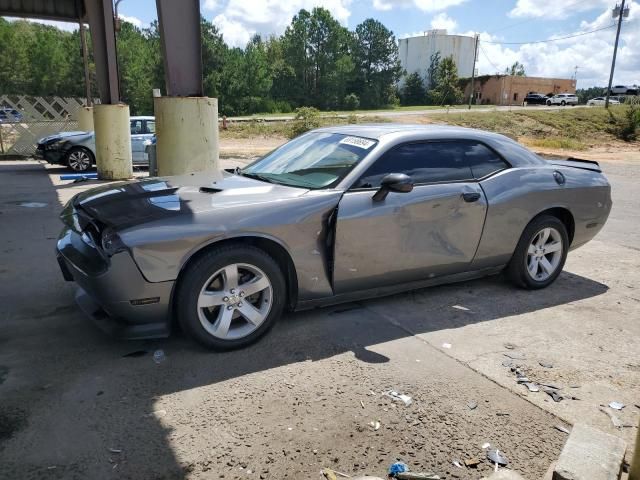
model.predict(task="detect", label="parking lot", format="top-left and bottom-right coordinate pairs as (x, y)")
top-left (0, 155), bottom-right (638, 479)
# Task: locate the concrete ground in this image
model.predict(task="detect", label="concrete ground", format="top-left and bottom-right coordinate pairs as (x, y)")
top-left (0, 150), bottom-right (638, 480)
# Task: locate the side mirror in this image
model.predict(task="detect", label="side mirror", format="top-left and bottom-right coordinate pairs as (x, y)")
top-left (372, 173), bottom-right (414, 202)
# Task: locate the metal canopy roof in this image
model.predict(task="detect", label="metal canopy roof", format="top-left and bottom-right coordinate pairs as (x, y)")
top-left (0, 0), bottom-right (85, 22)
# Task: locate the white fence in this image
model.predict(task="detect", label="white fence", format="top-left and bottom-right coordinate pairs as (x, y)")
top-left (0, 95), bottom-right (96, 156)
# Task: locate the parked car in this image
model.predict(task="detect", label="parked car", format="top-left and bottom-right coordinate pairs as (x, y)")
top-left (36, 116), bottom-right (155, 172)
top-left (587, 97), bottom-right (620, 106)
top-left (522, 93), bottom-right (548, 106)
top-left (546, 94), bottom-right (579, 106)
top-left (0, 107), bottom-right (23, 123)
top-left (56, 124), bottom-right (612, 349)
top-left (610, 85), bottom-right (638, 95)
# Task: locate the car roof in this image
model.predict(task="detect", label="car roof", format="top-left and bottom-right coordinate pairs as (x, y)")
top-left (314, 123), bottom-right (506, 141)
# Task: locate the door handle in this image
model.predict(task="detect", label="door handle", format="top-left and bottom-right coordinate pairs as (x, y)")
top-left (462, 192), bottom-right (481, 203)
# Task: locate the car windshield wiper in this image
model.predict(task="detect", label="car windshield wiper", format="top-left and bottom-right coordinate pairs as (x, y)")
top-left (236, 169), bottom-right (275, 184)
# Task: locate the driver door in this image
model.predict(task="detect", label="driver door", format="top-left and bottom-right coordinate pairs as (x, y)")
top-left (332, 140), bottom-right (496, 294)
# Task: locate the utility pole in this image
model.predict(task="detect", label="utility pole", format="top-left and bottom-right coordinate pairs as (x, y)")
top-left (468, 33), bottom-right (479, 109)
top-left (79, 21), bottom-right (92, 107)
top-left (605, 0), bottom-right (628, 108)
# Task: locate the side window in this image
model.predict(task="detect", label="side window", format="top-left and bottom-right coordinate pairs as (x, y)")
top-left (463, 142), bottom-right (509, 179)
top-left (130, 120), bottom-right (143, 134)
top-left (355, 142), bottom-right (473, 188)
top-left (145, 120), bottom-right (155, 134)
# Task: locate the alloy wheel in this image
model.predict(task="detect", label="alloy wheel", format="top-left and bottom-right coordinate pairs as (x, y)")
top-left (68, 150), bottom-right (91, 171)
top-left (197, 263), bottom-right (273, 340)
top-left (525, 227), bottom-right (563, 281)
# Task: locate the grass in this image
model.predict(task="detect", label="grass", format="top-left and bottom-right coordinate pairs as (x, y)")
top-left (235, 104), bottom-right (485, 119)
top-left (220, 114), bottom-right (391, 140)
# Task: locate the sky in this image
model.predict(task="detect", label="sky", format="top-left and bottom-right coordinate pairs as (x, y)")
top-left (6, 0), bottom-right (640, 88)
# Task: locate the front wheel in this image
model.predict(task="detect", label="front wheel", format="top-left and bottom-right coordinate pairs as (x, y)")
top-left (175, 245), bottom-right (286, 350)
top-left (560, 100), bottom-right (566, 106)
top-left (66, 147), bottom-right (94, 172)
top-left (546, 101), bottom-right (552, 106)
top-left (507, 215), bottom-right (569, 289)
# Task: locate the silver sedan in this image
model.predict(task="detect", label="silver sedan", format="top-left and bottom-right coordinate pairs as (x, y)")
top-left (56, 125), bottom-right (612, 349)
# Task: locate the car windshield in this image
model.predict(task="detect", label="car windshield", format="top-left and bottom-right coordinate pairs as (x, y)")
top-left (241, 132), bottom-right (377, 189)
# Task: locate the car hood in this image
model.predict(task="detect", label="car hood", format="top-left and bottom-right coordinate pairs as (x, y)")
top-left (39, 131), bottom-right (93, 144)
top-left (66, 170), bottom-right (311, 230)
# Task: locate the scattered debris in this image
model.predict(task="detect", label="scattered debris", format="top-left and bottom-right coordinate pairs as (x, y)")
top-left (487, 449), bottom-right (509, 467)
top-left (516, 376), bottom-right (530, 384)
top-left (369, 420), bottom-right (380, 431)
top-left (545, 389), bottom-right (563, 403)
top-left (322, 468), bottom-right (339, 480)
top-left (482, 443), bottom-right (491, 449)
top-left (360, 400), bottom-right (365, 409)
top-left (153, 349), bottom-right (166, 364)
top-left (452, 459), bottom-right (464, 468)
top-left (467, 400), bottom-right (478, 410)
top-left (395, 473), bottom-right (440, 479)
top-left (442, 343), bottom-right (452, 349)
top-left (464, 458), bottom-right (480, 468)
top-left (599, 407), bottom-right (625, 428)
top-left (608, 401), bottom-right (625, 410)
top-left (554, 425), bottom-right (571, 434)
top-left (122, 350), bottom-right (147, 358)
top-left (496, 412), bottom-right (510, 416)
top-left (538, 382), bottom-right (562, 390)
top-left (539, 361), bottom-right (554, 368)
top-left (452, 305), bottom-right (470, 311)
top-left (523, 383), bottom-right (539, 392)
top-left (386, 390), bottom-right (412, 406)
top-left (503, 352), bottom-right (526, 360)
top-left (108, 448), bottom-right (122, 454)
top-left (503, 343), bottom-right (516, 350)
top-left (388, 462), bottom-right (409, 476)
top-left (501, 360), bottom-right (513, 367)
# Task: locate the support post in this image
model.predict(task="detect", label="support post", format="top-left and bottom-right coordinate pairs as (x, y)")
top-left (79, 21), bottom-right (92, 107)
top-left (93, 104), bottom-right (132, 180)
top-left (77, 106), bottom-right (94, 131)
top-left (605, 0), bottom-right (626, 109)
top-left (468, 33), bottom-right (478, 110)
top-left (154, 0), bottom-right (219, 176)
top-left (154, 97), bottom-right (219, 176)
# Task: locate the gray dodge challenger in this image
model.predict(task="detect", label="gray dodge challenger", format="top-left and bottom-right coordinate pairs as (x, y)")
top-left (56, 125), bottom-right (611, 349)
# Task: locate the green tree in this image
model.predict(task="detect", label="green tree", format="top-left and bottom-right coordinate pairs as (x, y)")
top-left (351, 18), bottom-right (402, 108)
top-left (401, 72), bottom-right (426, 106)
top-left (428, 55), bottom-right (463, 105)
top-left (505, 61), bottom-right (526, 76)
top-left (426, 51), bottom-right (441, 89)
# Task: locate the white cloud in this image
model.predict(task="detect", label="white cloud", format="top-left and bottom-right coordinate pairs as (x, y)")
top-left (470, 2), bottom-right (640, 87)
top-left (118, 14), bottom-right (144, 29)
top-left (374, 0), bottom-right (467, 12)
top-left (203, 0), bottom-right (220, 11)
top-left (509, 0), bottom-right (608, 19)
top-left (211, 0), bottom-right (352, 47)
top-left (430, 12), bottom-right (457, 31)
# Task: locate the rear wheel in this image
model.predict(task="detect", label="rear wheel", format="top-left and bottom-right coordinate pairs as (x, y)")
top-left (560, 100), bottom-right (566, 106)
top-left (66, 147), bottom-right (93, 172)
top-left (546, 100), bottom-right (552, 106)
top-left (176, 245), bottom-right (286, 350)
top-left (507, 215), bottom-right (568, 289)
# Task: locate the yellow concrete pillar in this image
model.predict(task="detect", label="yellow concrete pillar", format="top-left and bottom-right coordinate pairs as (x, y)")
top-left (154, 96), bottom-right (219, 176)
top-left (630, 421), bottom-right (640, 480)
top-left (76, 106), bottom-right (94, 132)
top-left (93, 104), bottom-right (132, 180)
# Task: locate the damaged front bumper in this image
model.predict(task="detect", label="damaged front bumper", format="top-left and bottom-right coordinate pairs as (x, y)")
top-left (56, 226), bottom-right (174, 340)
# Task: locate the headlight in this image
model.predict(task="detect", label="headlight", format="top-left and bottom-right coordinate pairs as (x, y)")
top-left (46, 139), bottom-right (66, 150)
top-left (101, 228), bottom-right (127, 256)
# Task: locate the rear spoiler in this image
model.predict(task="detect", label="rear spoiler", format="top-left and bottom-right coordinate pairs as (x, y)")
top-left (548, 157), bottom-right (602, 173)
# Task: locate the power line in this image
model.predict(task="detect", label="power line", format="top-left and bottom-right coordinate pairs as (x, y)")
top-left (478, 43), bottom-right (501, 72)
top-left (481, 23), bottom-right (617, 45)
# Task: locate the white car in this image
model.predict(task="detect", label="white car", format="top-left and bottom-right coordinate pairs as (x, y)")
top-left (546, 94), bottom-right (579, 106)
top-left (587, 97), bottom-right (620, 106)
top-left (609, 85), bottom-right (638, 95)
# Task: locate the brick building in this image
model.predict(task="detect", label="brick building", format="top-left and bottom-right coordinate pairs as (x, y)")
top-left (463, 75), bottom-right (577, 105)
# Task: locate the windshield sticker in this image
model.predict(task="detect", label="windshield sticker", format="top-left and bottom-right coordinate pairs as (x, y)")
top-left (339, 136), bottom-right (376, 150)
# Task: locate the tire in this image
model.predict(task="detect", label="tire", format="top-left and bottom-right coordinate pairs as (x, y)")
top-left (546, 101), bottom-right (552, 106)
top-left (560, 100), bottom-right (566, 106)
top-left (66, 147), bottom-right (94, 172)
top-left (175, 244), bottom-right (286, 350)
top-left (507, 215), bottom-right (569, 290)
